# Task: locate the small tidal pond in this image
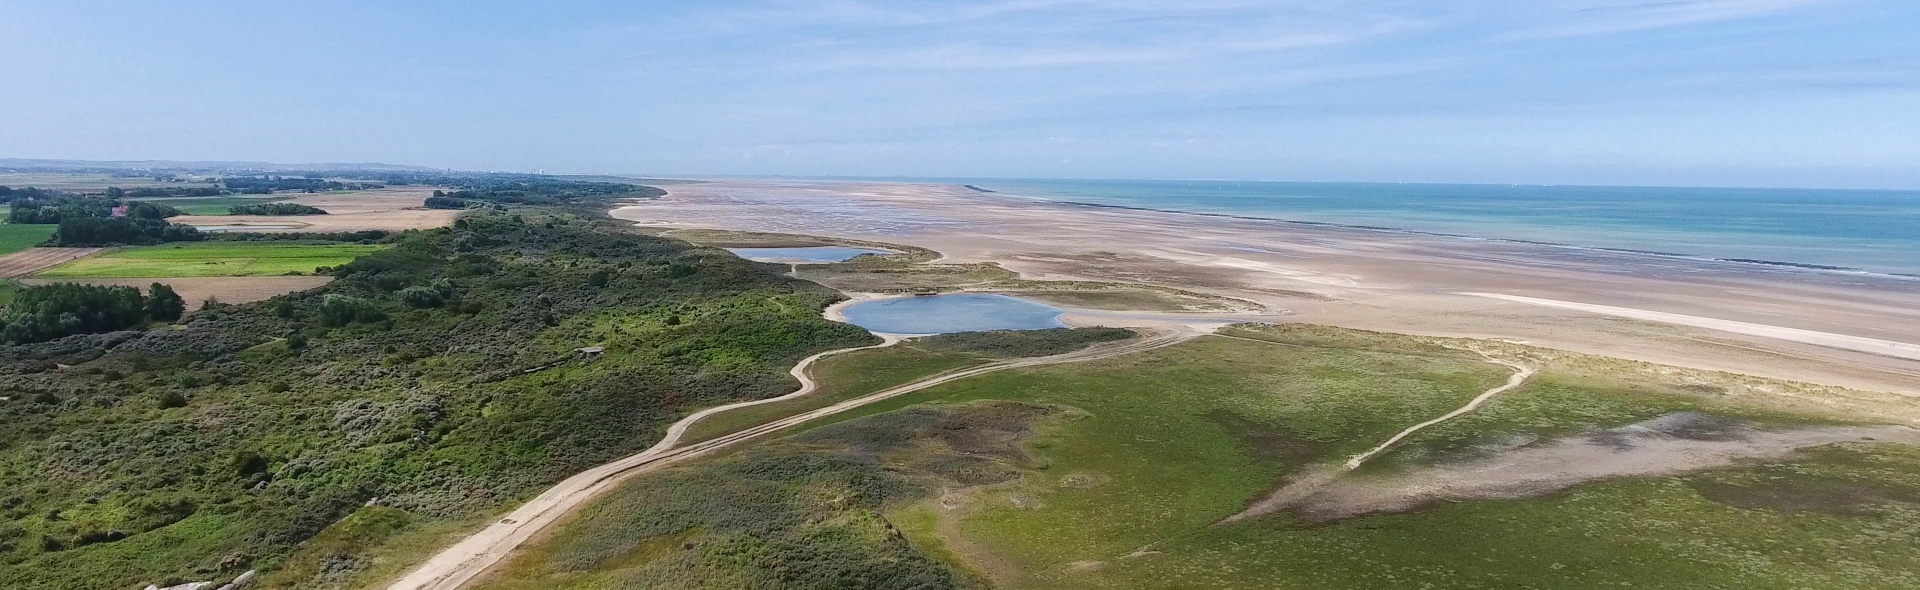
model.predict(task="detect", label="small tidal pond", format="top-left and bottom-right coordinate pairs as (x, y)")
top-left (839, 293), bottom-right (1068, 334)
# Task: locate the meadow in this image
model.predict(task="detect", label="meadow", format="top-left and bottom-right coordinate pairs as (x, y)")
top-left (33, 242), bottom-right (386, 278)
top-left (0, 223), bottom-right (56, 256)
top-left (488, 324), bottom-right (1920, 590)
top-left (146, 196), bottom-right (288, 216)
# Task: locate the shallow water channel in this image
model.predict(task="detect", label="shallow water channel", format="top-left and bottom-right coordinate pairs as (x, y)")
top-left (839, 293), bottom-right (1068, 334)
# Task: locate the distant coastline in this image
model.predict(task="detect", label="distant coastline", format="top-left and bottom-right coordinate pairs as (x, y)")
top-left (975, 186), bottom-right (1917, 281)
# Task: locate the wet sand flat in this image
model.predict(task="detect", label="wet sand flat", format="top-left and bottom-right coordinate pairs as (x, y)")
top-left (612, 179), bottom-right (1920, 395)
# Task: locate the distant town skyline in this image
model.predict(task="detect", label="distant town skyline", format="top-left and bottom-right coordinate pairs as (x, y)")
top-left (2, 1), bottom-right (1917, 189)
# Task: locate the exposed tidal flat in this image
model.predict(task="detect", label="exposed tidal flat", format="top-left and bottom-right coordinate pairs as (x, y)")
top-left (615, 179), bottom-right (1920, 396)
top-left (960, 178), bottom-right (1920, 277)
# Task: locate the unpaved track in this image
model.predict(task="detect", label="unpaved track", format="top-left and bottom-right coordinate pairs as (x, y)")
top-left (0, 247), bottom-right (99, 278)
top-left (1343, 352), bottom-right (1534, 469)
top-left (386, 327), bottom-right (1198, 590)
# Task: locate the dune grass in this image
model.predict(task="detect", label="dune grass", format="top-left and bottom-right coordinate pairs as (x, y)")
top-left (34, 242), bottom-right (386, 278)
top-left (500, 324), bottom-right (1920, 590)
top-left (678, 345), bottom-right (983, 445)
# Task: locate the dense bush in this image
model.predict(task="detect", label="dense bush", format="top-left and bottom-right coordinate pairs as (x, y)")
top-left (317, 294), bottom-right (388, 326)
top-left (0, 199), bottom-right (874, 589)
top-left (51, 216), bottom-right (203, 246)
top-left (208, 229), bottom-right (389, 243)
top-left (424, 194), bottom-right (468, 209)
top-left (145, 283), bottom-right (185, 322)
top-left (0, 283), bottom-right (148, 344)
top-left (227, 203), bottom-right (327, 216)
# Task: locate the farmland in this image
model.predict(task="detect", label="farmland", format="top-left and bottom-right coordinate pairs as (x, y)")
top-left (0, 223), bottom-right (56, 256)
top-left (33, 242), bottom-right (386, 278)
top-left (476, 324), bottom-right (1920, 590)
top-left (144, 196), bottom-right (289, 216)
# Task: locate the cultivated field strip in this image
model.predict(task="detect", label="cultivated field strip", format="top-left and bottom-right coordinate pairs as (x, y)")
top-left (0, 247), bottom-right (100, 278)
top-left (387, 327), bottom-right (1199, 590)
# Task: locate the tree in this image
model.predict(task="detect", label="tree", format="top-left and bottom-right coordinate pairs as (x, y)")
top-left (0, 283), bottom-right (149, 344)
top-left (146, 283), bottom-right (185, 321)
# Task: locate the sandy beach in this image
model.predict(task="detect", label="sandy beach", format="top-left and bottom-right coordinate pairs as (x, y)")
top-left (613, 179), bottom-right (1920, 395)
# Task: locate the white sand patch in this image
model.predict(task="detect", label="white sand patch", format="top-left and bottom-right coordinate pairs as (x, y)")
top-left (1465, 293), bottom-right (1920, 361)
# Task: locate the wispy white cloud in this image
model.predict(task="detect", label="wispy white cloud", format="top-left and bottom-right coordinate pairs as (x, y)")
top-left (1508, 0), bottom-right (1843, 38)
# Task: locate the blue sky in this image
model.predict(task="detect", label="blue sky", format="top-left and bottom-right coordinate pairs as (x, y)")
top-left (2, 1), bottom-right (1917, 188)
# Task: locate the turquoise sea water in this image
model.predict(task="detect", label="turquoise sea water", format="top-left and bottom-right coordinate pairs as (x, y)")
top-left (949, 179), bottom-right (1920, 276)
top-left (840, 294), bottom-right (1067, 334)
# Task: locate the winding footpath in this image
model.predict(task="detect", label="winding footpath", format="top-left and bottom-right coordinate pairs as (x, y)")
top-left (385, 324), bottom-right (1198, 590)
top-left (1343, 352), bottom-right (1534, 470)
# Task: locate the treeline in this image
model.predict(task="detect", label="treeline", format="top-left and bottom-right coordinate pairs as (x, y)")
top-left (227, 203), bottom-right (327, 216)
top-left (123, 186), bottom-right (224, 198)
top-left (222, 175), bottom-right (382, 194)
top-left (51, 217), bottom-right (203, 246)
top-left (424, 194), bottom-right (469, 209)
top-left (5, 194), bottom-right (182, 224)
top-left (0, 282), bottom-right (184, 344)
top-left (0, 202), bottom-right (873, 589)
top-left (3, 190), bottom-right (206, 246)
top-left (205, 229), bottom-right (389, 243)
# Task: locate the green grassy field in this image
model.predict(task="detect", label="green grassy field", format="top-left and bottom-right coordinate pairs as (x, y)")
top-left (148, 196), bottom-right (288, 215)
top-left (486, 324), bottom-right (1920, 590)
top-left (0, 223), bottom-right (57, 255)
top-left (33, 242), bottom-right (387, 278)
top-left (679, 345), bottom-right (983, 444)
top-left (681, 329), bottom-right (1132, 445)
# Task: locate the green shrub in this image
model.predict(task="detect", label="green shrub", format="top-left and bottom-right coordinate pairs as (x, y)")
top-left (227, 203), bottom-right (327, 216)
top-left (145, 283), bottom-right (185, 322)
top-left (318, 294), bottom-right (388, 326)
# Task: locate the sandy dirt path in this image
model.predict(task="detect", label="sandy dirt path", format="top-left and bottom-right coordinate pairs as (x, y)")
top-left (1343, 353), bottom-right (1534, 469)
top-left (386, 326), bottom-right (1198, 590)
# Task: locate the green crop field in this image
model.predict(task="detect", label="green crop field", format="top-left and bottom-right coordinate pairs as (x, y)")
top-left (481, 325), bottom-right (1920, 590)
top-left (34, 242), bottom-right (387, 278)
top-left (0, 223), bottom-right (57, 256)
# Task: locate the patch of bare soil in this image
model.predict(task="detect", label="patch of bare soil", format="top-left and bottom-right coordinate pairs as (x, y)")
top-left (18, 276), bottom-right (332, 306)
top-left (0, 247), bottom-right (100, 278)
top-left (1229, 412), bottom-right (1920, 523)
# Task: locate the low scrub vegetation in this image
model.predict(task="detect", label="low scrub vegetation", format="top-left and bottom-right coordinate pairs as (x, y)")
top-left (0, 189), bottom-right (872, 588)
top-left (469, 402), bottom-right (1055, 590)
top-left (916, 327), bottom-right (1134, 358)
